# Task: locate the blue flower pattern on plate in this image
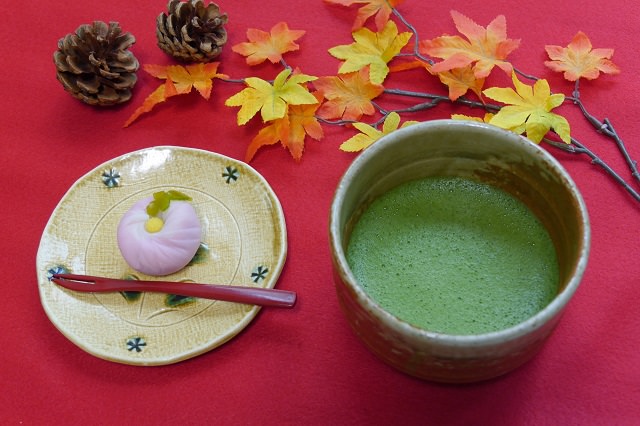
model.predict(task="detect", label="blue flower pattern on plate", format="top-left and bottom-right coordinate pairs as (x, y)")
top-left (126, 337), bottom-right (146, 352)
top-left (47, 265), bottom-right (69, 280)
top-left (101, 168), bottom-right (121, 188)
top-left (222, 166), bottom-right (239, 184)
top-left (251, 266), bottom-right (269, 283)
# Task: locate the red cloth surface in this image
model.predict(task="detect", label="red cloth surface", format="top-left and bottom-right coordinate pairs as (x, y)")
top-left (2, 0), bottom-right (639, 424)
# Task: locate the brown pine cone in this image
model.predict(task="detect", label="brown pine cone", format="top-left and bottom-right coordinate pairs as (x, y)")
top-left (53, 21), bottom-right (139, 106)
top-left (156, 0), bottom-right (228, 62)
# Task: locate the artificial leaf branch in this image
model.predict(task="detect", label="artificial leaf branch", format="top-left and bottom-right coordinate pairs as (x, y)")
top-left (320, 2), bottom-right (637, 202)
top-left (122, 1), bottom-right (638, 203)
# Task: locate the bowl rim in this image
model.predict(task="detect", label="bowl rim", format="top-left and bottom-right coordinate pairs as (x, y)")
top-left (329, 119), bottom-right (591, 348)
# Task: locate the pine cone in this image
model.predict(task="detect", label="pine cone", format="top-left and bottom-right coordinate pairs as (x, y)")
top-left (156, 0), bottom-right (228, 62)
top-left (53, 21), bottom-right (139, 106)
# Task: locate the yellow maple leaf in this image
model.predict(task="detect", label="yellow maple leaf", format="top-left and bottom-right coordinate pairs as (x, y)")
top-left (340, 111), bottom-right (418, 152)
top-left (483, 72), bottom-right (570, 143)
top-left (314, 68), bottom-right (384, 120)
top-left (544, 31), bottom-right (620, 81)
top-left (232, 22), bottom-right (305, 66)
top-left (124, 63), bottom-right (228, 127)
top-left (225, 68), bottom-right (318, 125)
top-left (451, 112), bottom-right (494, 123)
top-left (324, 0), bottom-right (404, 31)
top-left (421, 10), bottom-right (520, 79)
top-left (246, 91), bottom-right (324, 162)
top-left (328, 20), bottom-right (412, 85)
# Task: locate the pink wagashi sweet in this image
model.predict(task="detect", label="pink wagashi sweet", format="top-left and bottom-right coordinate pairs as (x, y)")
top-left (117, 191), bottom-right (202, 276)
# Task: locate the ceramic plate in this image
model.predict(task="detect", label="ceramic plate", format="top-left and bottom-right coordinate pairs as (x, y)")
top-left (36, 147), bottom-right (287, 365)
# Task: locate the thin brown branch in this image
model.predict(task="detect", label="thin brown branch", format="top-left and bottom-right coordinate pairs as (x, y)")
top-left (546, 137), bottom-right (640, 202)
top-left (383, 88), bottom-right (501, 112)
top-left (391, 8), bottom-right (433, 65)
top-left (568, 80), bottom-right (640, 183)
top-left (513, 67), bottom-right (539, 81)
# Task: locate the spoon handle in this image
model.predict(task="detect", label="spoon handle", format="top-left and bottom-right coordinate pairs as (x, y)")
top-left (52, 274), bottom-right (296, 308)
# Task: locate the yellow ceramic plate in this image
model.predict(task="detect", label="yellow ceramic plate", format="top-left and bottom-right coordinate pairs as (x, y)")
top-left (36, 147), bottom-right (287, 365)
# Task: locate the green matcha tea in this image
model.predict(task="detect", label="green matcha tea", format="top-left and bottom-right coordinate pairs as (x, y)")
top-left (346, 177), bottom-right (559, 335)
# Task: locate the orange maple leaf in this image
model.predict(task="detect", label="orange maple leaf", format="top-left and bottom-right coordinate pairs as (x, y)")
top-left (387, 59), bottom-right (483, 101)
top-left (544, 31), bottom-right (620, 81)
top-left (246, 116), bottom-right (289, 162)
top-left (420, 10), bottom-right (520, 79)
top-left (246, 91), bottom-right (324, 162)
top-left (124, 63), bottom-right (228, 127)
top-left (389, 59), bottom-right (431, 73)
top-left (232, 22), bottom-right (305, 66)
top-left (314, 68), bottom-right (384, 121)
top-left (324, 0), bottom-right (404, 31)
top-left (436, 65), bottom-right (485, 101)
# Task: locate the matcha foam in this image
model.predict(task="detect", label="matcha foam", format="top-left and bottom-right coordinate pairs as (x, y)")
top-left (346, 177), bottom-right (559, 335)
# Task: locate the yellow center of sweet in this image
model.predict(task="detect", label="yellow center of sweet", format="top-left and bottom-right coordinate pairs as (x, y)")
top-left (145, 217), bottom-right (164, 233)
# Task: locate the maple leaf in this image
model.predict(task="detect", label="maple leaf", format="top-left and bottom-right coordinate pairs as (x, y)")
top-left (421, 10), bottom-right (520, 79)
top-left (340, 111), bottom-right (418, 152)
top-left (324, 0), bottom-right (404, 31)
top-left (225, 68), bottom-right (318, 125)
top-left (451, 112), bottom-right (494, 123)
top-left (388, 59), bottom-right (431, 73)
top-left (388, 59), bottom-right (483, 101)
top-left (544, 31), bottom-right (620, 81)
top-left (232, 22), bottom-right (306, 66)
top-left (314, 68), bottom-right (384, 121)
top-left (245, 116), bottom-right (289, 162)
top-left (483, 72), bottom-right (570, 143)
top-left (436, 65), bottom-right (485, 101)
top-left (124, 63), bottom-right (228, 127)
top-left (246, 91), bottom-right (324, 162)
top-left (286, 94), bottom-right (324, 159)
top-left (328, 20), bottom-right (412, 85)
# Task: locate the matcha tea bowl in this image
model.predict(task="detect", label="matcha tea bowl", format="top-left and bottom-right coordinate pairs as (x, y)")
top-left (329, 119), bottom-right (590, 383)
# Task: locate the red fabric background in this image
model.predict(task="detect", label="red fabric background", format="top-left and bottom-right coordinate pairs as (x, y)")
top-left (2, 0), bottom-right (639, 424)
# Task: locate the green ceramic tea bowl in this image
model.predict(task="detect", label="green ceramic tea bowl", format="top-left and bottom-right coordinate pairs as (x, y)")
top-left (329, 119), bottom-right (590, 383)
